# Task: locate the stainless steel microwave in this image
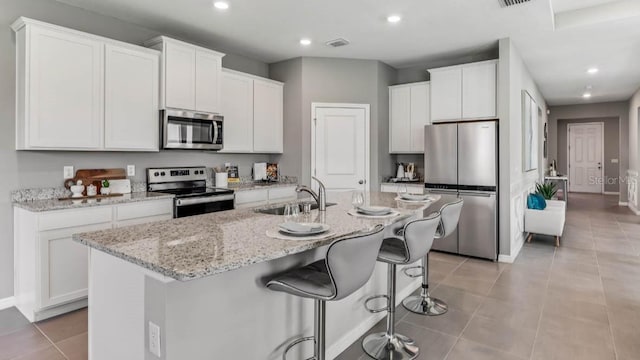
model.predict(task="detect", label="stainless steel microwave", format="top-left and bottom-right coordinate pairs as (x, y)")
top-left (161, 109), bottom-right (223, 150)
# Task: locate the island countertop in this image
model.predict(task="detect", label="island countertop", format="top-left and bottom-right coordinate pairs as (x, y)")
top-left (73, 192), bottom-right (436, 281)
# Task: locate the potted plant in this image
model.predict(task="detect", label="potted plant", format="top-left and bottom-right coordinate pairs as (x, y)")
top-left (535, 182), bottom-right (557, 200)
top-left (100, 179), bottom-right (111, 195)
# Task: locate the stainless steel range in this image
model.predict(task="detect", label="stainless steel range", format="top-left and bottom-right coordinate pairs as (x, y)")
top-left (147, 167), bottom-right (234, 218)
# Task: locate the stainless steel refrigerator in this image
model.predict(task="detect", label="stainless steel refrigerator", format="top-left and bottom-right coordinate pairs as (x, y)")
top-left (424, 121), bottom-right (498, 261)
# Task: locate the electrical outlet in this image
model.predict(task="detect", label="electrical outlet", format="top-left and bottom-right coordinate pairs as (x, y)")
top-left (127, 165), bottom-right (135, 177)
top-left (149, 321), bottom-right (161, 357)
top-left (63, 166), bottom-right (74, 179)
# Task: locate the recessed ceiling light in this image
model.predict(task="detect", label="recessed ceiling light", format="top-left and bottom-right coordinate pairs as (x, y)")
top-left (387, 15), bottom-right (402, 23)
top-left (587, 67), bottom-right (599, 74)
top-left (300, 38), bottom-right (312, 46)
top-left (583, 92), bottom-right (592, 99)
top-left (213, 1), bottom-right (229, 10)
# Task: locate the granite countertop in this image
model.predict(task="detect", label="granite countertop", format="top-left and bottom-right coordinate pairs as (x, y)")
top-left (381, 182), bottom-right (425, 186)
top-left (226, 181), bottom-right (298, 192)
top-left (74, 192), bottom-right (438, 281)
top-left (13, 192), bottom-right (175, 212)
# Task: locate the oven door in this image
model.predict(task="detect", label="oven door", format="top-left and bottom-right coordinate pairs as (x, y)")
top-left (174, 194), bottom-right (235, 218)
top-left (163, 109), bottom-right (223, 150)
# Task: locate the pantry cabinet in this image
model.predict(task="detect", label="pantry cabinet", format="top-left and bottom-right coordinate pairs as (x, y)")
top-left (429, 60), bottom-right (497, 123)
top-left (389, 82), bottom-right (430, 153)
top-left (147, 36), bottom-right (225, 114)
top-left (12, 17), bottom-right (161, 151)
top-left (13, 198), bottom-right (173, 322)
top-left (220, 69), bottom-right (284, 154)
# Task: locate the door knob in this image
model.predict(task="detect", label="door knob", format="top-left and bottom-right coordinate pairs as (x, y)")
top-left (358, 180), bottom-right (364, 185)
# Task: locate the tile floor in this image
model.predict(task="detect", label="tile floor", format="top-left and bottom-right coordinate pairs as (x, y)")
top-left (1, 193), bottom-right (639, 360)
top-left (0, 307), bottom-right (86, 360)
top-left (337, 193), bottom-right (640, 360)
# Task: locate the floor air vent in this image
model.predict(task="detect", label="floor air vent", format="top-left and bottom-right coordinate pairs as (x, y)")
top-left (325, 38), bottom-right (350, 48)
top-left (499, 0), bottom-right (531, 7)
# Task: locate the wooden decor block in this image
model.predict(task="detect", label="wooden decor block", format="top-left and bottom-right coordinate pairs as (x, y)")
top-left (66, 168), bottom-right (127, 195)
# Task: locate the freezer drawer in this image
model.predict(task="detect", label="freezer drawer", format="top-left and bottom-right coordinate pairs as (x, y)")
top-left (458, 191), bottom-right (497, 260)
top-left (426, 190), bottom-right (459, 254)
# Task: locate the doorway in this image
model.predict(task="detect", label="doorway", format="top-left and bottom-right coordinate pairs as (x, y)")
top-left (568, 122), bottom-right (604, 193)
top-left (311, 103), bottom-right (370, 193)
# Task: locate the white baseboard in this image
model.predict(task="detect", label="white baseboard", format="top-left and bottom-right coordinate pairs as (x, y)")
top-left (498, 234), bottom-right (525, 263)
top-left (619, 202), bottom-right (629, 206)
top-left (326, 278), bottom-right (421, 359)
top-left (629, 203), bottom-right (640, 215)
top-left (0, 297), bottom-right (16, 311)
top-left (604, 192), bottom-right (620, 195)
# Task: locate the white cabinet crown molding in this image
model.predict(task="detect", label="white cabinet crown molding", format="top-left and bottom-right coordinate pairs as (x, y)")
top-left (222, 68), bottom-right (283, 86)
top-left (427, 59), bottom-right (499, 73)
top-left (144, 36), bottom-right (225, 57)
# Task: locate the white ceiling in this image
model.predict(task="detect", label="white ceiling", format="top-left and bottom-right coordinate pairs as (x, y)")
top-left (54, 0), bottom-right (640, 105)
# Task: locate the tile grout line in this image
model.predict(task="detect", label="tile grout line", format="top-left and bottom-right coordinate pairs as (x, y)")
top-left (440, 256), bottom-right (508, 360)
top-left (528, 239), bottom-right (556, 360)
top-left (33, 324), bottom-right (70, 360)
top-left (596, 222), bottom-right (620, 360)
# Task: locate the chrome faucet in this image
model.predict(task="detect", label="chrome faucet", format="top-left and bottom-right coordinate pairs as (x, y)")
top-left (296, 176), bottom-right (327, 211)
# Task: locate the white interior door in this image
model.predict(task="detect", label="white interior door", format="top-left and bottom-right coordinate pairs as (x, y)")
top-left (568, 123), bottom-right (603, 193)
top-left (313, 104), bottom-right (369, 193)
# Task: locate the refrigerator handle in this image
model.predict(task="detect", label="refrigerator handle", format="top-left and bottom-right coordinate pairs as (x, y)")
top-left (426, 189), bottom-right (458, 195)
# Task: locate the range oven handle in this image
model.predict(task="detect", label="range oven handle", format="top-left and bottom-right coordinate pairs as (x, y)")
top-left (175, 194), bottom-right (235, 207)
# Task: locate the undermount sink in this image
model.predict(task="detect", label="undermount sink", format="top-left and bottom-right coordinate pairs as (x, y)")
top-left (255, 202), bottom-right (337, 215)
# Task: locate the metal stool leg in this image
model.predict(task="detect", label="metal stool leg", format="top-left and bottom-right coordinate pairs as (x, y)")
top-left (402, 253), bottom-right (448, 316)
top-left (362, 264), bottom-right (419, 360)
top-left (282, 299), bottom-right (326, 360)
top-left (315, 299), bottom-right (325, 360)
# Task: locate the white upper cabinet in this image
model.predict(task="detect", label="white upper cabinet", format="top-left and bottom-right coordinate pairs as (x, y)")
top-left (429, 60), bottom-right (498, 123)
top-left (221, 70), bottom-right (254, 152)
top-left (12, 17), bottom-right (161, 151)
top-left (410, 83), bottom-right (430, 152)
top-left (430, 68), bottom-right (462, 122)
top-left (220, 69), bottom-right (284, 154)
top-left (163, 40), bottom-right (196, 111)
top-left (390, 86), bottom-right (411, 153)
top-left (389, 82), bottom-right (430, 153)
top-left (253, 78), bottom-right (284, 153)
top-left (147, 36), bottom-right (225, 114)
top-left (462, 61), bottom-right (497, 119)
top-left (14, 20), bottom-right (104, 150)
top-left (104, 44), bottom-right (159, 151)
top-left (195, 50), bottom-right (222, 113)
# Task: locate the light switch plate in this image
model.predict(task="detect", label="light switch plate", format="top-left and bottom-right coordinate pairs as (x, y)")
top-left (127, 165), bottom-right (135, 177)
top-left (63, 166), bottom-right (74, 179)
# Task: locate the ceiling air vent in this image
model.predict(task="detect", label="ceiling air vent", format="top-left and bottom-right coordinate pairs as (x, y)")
top-left (499, 0), bottom-right (531, 7)
top-left (325, 38), bottom-right (350, 48)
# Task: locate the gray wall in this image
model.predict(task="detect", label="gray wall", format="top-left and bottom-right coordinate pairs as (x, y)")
top-left (556, 118), bottom-right (620, 193)
top-left (0, 0), bottom-right (274, 299)
top-left (270, 57), bottom-right (397, 191)
top-left (548, 102), bottom-right (630, 202)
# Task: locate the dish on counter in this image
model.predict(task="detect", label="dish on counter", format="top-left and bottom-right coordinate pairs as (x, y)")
top-left (278, 222), bottom-right (330, 236)
top-left (356, 206), bottom-right (393, 216)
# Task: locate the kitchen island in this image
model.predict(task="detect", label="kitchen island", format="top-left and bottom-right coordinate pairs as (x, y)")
top-left (74, 192), bottom-right (437, 360)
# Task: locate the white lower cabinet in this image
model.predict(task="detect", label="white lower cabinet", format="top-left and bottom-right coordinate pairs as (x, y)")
top-left (14, 198), bottom-right (173, 322)
top-left (235, 186), bottom-right (297, 209)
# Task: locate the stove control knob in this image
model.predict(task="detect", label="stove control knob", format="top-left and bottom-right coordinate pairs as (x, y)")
top-left (161, 172), bottom-right (166, 176)
top-left (199, 170), bottom-right (204, 174)
top-left (154, 172), bottom-right (159, 177)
